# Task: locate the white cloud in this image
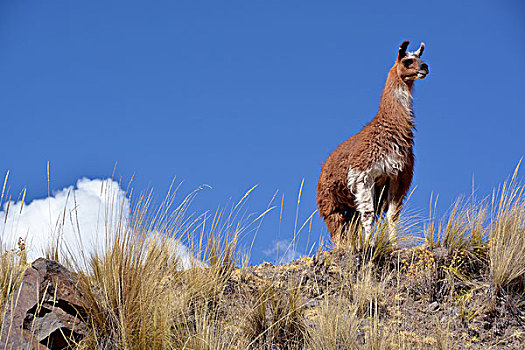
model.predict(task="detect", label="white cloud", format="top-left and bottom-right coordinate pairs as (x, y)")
top-left (263, 239), bottom-right (303, 264)
top-left (0, 178), bottom-right (194, 268)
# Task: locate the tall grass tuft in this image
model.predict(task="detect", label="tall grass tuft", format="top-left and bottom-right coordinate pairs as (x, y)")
top-left (488, 168), bottom-right (525, 294)
top-left (0, 171), bottom-right (30, 332)
top-left (57, 179), bottom-right (201, 349)
top-left (169, 207), bottom-right (245, 349)
top-left (351, 263), bottom-right (388, 317)
top-left (243, 283), bottom-right (306, 350)
top-left (424, 196), bottom-right (488, 255)
top-left (335, 213), bottom-right (411, 264)
top-left (63, 181), bottom-right (265, 349)
top-left (0, 239), bottom-right (28, 331)
top-left (307, 295), bottom-right (361, 350)
top-left (73, 188), bottom-right (191, 349)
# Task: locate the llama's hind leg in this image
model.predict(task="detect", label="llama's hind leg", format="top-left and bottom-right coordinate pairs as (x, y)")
top-left (324, 211), bottom-right (346, 244)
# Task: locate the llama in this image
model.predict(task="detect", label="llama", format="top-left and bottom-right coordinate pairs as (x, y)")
top-left (316, 40), bottom-right (429, 244)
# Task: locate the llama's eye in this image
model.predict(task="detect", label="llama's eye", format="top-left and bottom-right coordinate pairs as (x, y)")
top-left (403, 59), bottom-right (413, 67)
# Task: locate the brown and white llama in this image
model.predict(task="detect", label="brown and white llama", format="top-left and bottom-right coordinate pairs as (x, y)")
top-left (317, 40), bottom-right (429, 244)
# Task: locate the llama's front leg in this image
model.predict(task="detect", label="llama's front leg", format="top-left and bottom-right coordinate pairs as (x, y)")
top-left (354, 180), bottom-right (375, 244)
top-left (385, 182), bottom-right (401, 242)
top-left (385, 202), bottom-right (400, 242)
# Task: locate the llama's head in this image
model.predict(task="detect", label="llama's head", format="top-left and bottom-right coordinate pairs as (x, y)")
top-left (396, 40), bottom-right (429, 82)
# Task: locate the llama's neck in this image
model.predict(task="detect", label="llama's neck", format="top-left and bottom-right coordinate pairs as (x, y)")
top-left (370, 67), bottom-right (415, 149)
top-left (381, 68), bottom-right (414, 119)
top-left (391, 84), bottom-right (412, 118)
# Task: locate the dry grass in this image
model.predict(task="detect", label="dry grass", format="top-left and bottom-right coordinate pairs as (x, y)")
top-left (0, 166), bottom-right (524, 349)
top-left (242, 283), bottom-right (306, 349)
top-left (168, 210), bottom-right (247, 350)
top-left (419, 165), bottom-right (525, 296)
top-left (0, 170), bottom-right (30, 333)
top-left (334, 215), bottom-right (410, 265)
top-left (70, 182), bottom-right (263, 349)
top-left (307, 261), bottom-right (391, 350)
top-left (0, 240), bottom-right (28, 332)
top-left (307, 295), bottom-right (361, 350)
top-left (72, 188), bottom-right (190, 349)
top-left (488, 170), bottom-right (525, 294)
top-left (424, 197), bottom-right (487, 254)
top-left (351, 263), bottom-right (388, 317)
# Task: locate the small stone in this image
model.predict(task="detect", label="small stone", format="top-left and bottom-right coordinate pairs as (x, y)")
top-left (428, 301), bottom-right (439, 312)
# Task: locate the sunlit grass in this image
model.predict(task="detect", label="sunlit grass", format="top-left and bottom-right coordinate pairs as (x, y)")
top-left (0, 164), bottom-right (523, 349)
top-left (424, 195), bottom-right (487, 255)
top-left (0, 171), bottom-right (30, 334)
top-left (488, 166), bottom-right (525, 294)
top-left (69, 182), bottom-right (270, 349)
top-left (0, 240), bottom-right (28, 333)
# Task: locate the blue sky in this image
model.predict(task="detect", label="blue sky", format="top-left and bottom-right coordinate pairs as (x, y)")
top-left (1, 1), bottom-right (524, 263)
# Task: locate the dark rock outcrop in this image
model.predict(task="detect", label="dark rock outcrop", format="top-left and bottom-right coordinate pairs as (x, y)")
top-left (1, 258), bottom-right (89, 350)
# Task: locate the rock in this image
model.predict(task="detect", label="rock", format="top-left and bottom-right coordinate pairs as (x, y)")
top-left (432, 247), bottom-right (449, 261)
top-left (428, 301), bottom-right (439, 312)
top-left (1, 258), bottom-right (89, 350)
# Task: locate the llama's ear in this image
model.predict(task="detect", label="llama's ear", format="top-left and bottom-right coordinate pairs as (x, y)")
top-left (415, 42), bottom-right (425, 57)
top-left (398, 40), bottom-right (410, 60)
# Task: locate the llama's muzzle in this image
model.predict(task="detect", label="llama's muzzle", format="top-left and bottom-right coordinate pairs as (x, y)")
top-left (418, 63), bottom-right (429, 79)
top-left (417, 63), bottom-right (428, 79)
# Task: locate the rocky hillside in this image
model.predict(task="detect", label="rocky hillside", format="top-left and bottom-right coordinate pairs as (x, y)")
top-left (2, 245), bottom-right (524, 349)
